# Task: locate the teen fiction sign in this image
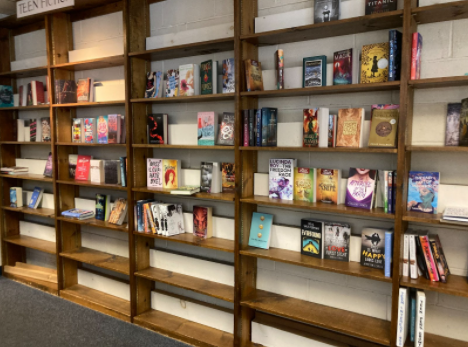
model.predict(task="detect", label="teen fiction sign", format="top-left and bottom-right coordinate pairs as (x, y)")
top-left (17, 0), bottom-right (75, 18)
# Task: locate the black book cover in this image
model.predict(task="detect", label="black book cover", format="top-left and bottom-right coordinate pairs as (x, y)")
top-left (301, 219), bottom-right (323, 259)
top-left (361, 228), bottom-right (386, 269)
top-left (55, 80), bottom-right (77, 104)
top-left (324, 222), bottom-right (351, 262)
top-left (249, 109), bottom-right (255, 146)
top-left (415, 236), bottom-right (430, 280)
top-left (29, 119), bottom-right (37, 142)
top-left (314, 0), bottom-right (339, 23)
top-left (104, 160), bottom-right (119, 185)
top-left (365, 0), bottom-right (397, 15)
top-left (147, 114), bottom-right (165, 144)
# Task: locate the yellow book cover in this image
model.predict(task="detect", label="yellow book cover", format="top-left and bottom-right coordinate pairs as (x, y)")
top-left (294, 167), bottom-right (316, 202)
top-left (163, 159), bottom-right (178, 189)
top-left (316, 168), bottom-right (340, 204)
top-left (368, 109), bottom-right (399, 147)
top-left (360, 42), bottom-right (389, 83)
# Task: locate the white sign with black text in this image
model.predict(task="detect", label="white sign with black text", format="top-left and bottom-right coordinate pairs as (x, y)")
top-left (17, 0), bottom-right (75, 18)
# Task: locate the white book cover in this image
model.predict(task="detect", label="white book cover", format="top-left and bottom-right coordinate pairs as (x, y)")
top-left (90, 160), bottom-right (104, 183)
top-left (269, 159), bottom-right (296, 200)
top-left (415, 290), bottom-right (426, 347)
top-left (211, 162), bottom-right (222, 194)
top-left (318, 107), bottom-right (330, 148)
top-left (403, 234), bottom-right (409, 277)
top-left (147, 158), bottom-right (163, 188)
top-left (409, 235), bottom-right (418, 279)
top-left (396, 287), bottom-right (409, 347)
top-left (17, 119), bottom-right (25, 142)
top-left (166, 204), bottom-right (185, 236)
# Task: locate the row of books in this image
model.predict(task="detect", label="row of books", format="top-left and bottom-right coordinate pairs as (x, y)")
top-left (248, 212), bottom-right (394, 276)
top-left (61, 198), bottom-right (127, 225)
top-left (19, 81), bottom-right (48, 106)
top-left (444, 98), bottom-right (468, 147)
top-left (144, 58), bottom-right (235, 99)
top-left (72, 115), bottom-right (126, 144)
top-left (243, 105), bottom-right (400, 148)
top-left (17, 118), bottom-right (51, 142)
top-left (397, 288), bottom-right (426, 347)
top-left (69, 154), bottom-right (127, 186)
top-left (55, 78), bottom-right (94, 104)
top-left (9, 186), bottom-right (44, 209)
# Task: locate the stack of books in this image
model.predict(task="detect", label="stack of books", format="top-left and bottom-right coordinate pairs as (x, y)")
top-left (61, 208), bottom-right (95, 220)
top-left (441, 206), bottom-right (468, 225)
top-left (1, 167), bottom-right (28, 175)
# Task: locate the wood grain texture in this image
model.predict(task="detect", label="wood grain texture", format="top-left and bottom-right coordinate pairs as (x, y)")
top-left (131, 93), bottom-right (235, 104)
top-left (405, 333), bottom-right (468, 347)
top-left (132, 187), bottom-right (235, 202)
top-left (409, 75), bottom-right (468, 89)
top-left (3, 270), bottom-right (59, 295)
top-left (2, 206), bottom-right (55, 218)
top-left (56, 216), bottom-right (129, 232)
top-left (401, 274), bottom-right (468, 298)
top-left (0, 66), bottom-right (48, 78)
top-left (70, 1), bottom-right (123, 22)
top-left (4, 234), bottom-right (56, 254)
top-left (0, 141), bottom-right (52, 146)
top-left (0, 105), bottom-right (50, 111)
top-left (51, 55), bottom-right (125, 71)
top-left (135, 267), bottom-right (235, 302)
top-left (241, 146), bottom-right (398, 153)
top-left (56, 142), bottom-right (126, 147)
top-left (60, 247), bottom-right (130, 275)
top-left (4, 265), bottom-right (58, 283)
top-left (412, 0), bottom-right (468, 24)
top-left (406, 145), bottom-right (468, 152)
top-left (52, 101), bottom-right (125, 108)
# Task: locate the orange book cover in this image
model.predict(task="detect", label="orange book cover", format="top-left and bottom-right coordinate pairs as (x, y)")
top-left (316, 168), bottom-right (340, 204)
top-left (336, 108), bottom-right (363, 148)
top-left (245, 59), bottom-right (264, 92)
top-left (163, 159), bottom-right (178, 189)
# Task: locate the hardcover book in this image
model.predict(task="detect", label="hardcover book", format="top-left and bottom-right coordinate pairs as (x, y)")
top-left (97, 115), bottom-right (108, 144)
top-left (429, 234), bottom-right (450, 282)
top-left (385, 230), bottom-right (394, 277)
top-left (28, 187), bottom-right (44, 209)
top-left (162, 159), bottom-right (180, 189)
top-left (336, 108), bottom-right (365, 148)
top-left (407, 171), bottom-right (439, 214)
top-left (275, 49), bottom-right (284, 89)
top-left (361, 227), bottom-right (386, 269)
top-left (269, 158), bottom-right (295, 200)
top-left (446, 103), bottom-right (461, 146)
top-left (410, 33), bottom-right (423, 80)
top-left (301, 219), bottom-right (323, 258)
top-left (316, 168), bottom-right (340, 204)
top-left (55, 80), bottom-right (77, 104)
top-left (294, 167), bottom-right (316, 202)
top-left (217, 112), bottom-right (235, 146)
top-left (365, 0), bottom-right (397, 14)
top-left (328, 114), bottom-right (337, 147)
top-left (345, 168), bottom-right (377, 210)
top-left (166, 69), bottom-right (179, 97)
top-left (200, 162), bottom-right (214, 193)
top-left (314, 0), bottom-right (339, 23)
top-left (201, 60), bottom-right (213, 95)
top-left (68, 154), bottom-right (78, 178)
top-left (104, 160), bottom-right (121, 185)
top-left (262, 108), bottom-right (278, 147)
top-left (41, 117), bottom-right (51, 142)
top-left (147, 158), bottom-right (163, 188)
top-left (420, 235), bottom-right (439, 282)
top-left (0, 85), bottom-right (14, 107)
top-left (179, 64), bottom-right (199, 96)
top-left (147, 114), bottom-right (168, 145)
top-left (193, 206), bottom-right (213, 239)
top-left (108, 198), bottom-right (128, 225)
top-left (31, 81), bottom-right (45, 105)
top-left (77, 78), bottom-right (92, 103)
top-left (10, 187), bottom-right (22, 208)
top-left (303, 56), bottom-right (326, 87)
top-left (29, 119), bottom-right (37, 142)
top-left (84, 118), bottom-right (97, 143)
top-left (75, 155), bottom-right (92, 181)
top-left (245, 59), bottom-right (264, 92)
top-left (303, 109), bottom-right (319, 147)
top-left (368, 109), bottom-right (399, 147)
top-left (360, 42), bottom-right (389, 83)
top-left (197, 112), bottom-right (216, 146)
top-left (221, 163), bottom-right (235, 193)
top-left (107, 114), bottom-right (120, 144)
top-left (389, 30), bottom-right (403, 81)
top-left (333, 49), bottom-right (352, 85)
top-left (248, 212), bottom-right (273, 249)
top-left (324, 222), bottom-right (351, 261)
top-left (460, 98), bottom-right (468, 146)
top-left (43, 152), bottom-right (53, 178)
top-left (145, 71), bottom-right (156, 98)
top-left (72, 118), bottom-right (83, 143)
top-left (222, 58), bottom-right (235, 93)
top-left (120, 157), bottom-right (127, 187)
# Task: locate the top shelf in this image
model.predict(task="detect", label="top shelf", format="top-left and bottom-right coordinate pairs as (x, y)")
top-left (413, 0), bottom-right (468, 25)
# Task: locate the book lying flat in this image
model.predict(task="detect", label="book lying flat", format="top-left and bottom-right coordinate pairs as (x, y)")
top-left (170, 186), bottom-right (201, 195)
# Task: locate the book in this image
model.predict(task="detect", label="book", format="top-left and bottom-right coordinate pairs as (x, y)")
top-left (262, 108), bottom-right (278, 147)
top-left (410, 32), bottom-right (423, 80)
top-left (256, 109), bottom-right (262, 146)
top-left (149, 202), bottom-right (160, 234)
top-left (388, 171), bottom-right (394, 214)
top-left (68, 154), bottom-right (78, 178)
top-left (120, 115), bottom-right (126, 144)
top-left (145, 71), bottom-right (163, 98)
top-left (29, 119), bottom-right (37, 142)
top-left (166, 69), bottom-right (179, 97)
top-left (217, 112), bottom-right (235, 146)
top-left (90, 159), bottom-right (104, 183)
top-left (95, 194), bottom-right (108, 221)
top-left (442, 206), bottom-right (468, 222)
top-left (108, 198), bottom-right (128, 225)
top-left (324, 222), bottom-right (351, 262)
top-left (360, 42), bottom-right (389, 83)
top-left (147, 114), bottom-right (168, 145)
top-left (31, 81), bottom-right (45, 105)
top-left (41, 117), bottom-right (51, 142)
top-left (97, 115), bottom-right (108, 144)
top-left (248, 212), bottom-right (273, 249)
top-left (396, 287), bottom-right (409, 347)
top-left (120, 157), bottom-right (127, 187)
top-left (294, 167), bottom-right (316, 202)
top-left (55, 80), bottom-right (77, 104)
top-left (221, 163), bottom-right (235, 193)
top-left (75, 155), bottom-right (92, 181)
top-left (333, 49), bottom-right (352, 85)
top-left (361, 228), bottom-right (386, 269)
top-left (197, 112), bottom-right (216, 146)
top-left (403, 234), bottom-right (409, 277)
top-left (17, 119), bottom-right (25, 142)
top-left (107, 114), bottom-right (120, 144)
top-left (170, 186), bottom-right (201, 195)
top-left (243, 110), bottom-right (249, 147)
top-left (147, 158), bottom-right (163, 188)
top-left (28, 187), bottom-right (44, 209)
top-left (460, 98), bottom-right (468, 146)
top-left (18, 85), bottom-right (25, 106)
top-left (429, 234), bottom-right (450, 282)
top-left (27, 83), bottom-right (32, 106)
top-left (43, 152), bottom-right (53, 177)
top-left (84, 118), bottom-right (97, 143)
top-left (0, 166), bottom-right (28, 174)
top-left (410, 289), bottom-right (416, 342)
top-left (104, 160), bottom-right (121, 185)
top-left (415, 291), bottom-right (426, 347)
top-left (0, 85), bottom-right (13, 107)
top-left (275, 49), bottom-right (284, 89)
top-left (407, 171), bottom-right (439, 214)
top-left (200, 162), bottom-right (214, 193)
top-left (316, 168), bottom-right (341, 204)
top-left (366, 0), bottom-right (397, 14)
top-left (201, 60), bottom-right (214, 95)
top-left (303, 108), bottom-right (319, 147)
top-left (389, 30), bottom-right (402, 81)
top-left (409, 234), bottom-right (418, 279)
top-left (193, 206), bottom-right (213, 239)
top-left (179, 63), bottom-right (200, 96)
top-left (301, 219), bottom-right (324, 259)
top-left (24, 120), bottom-right (30, 142)
top-left (249, 109), bottom-right (255, 146)
top-left (222, 58), bottom-right (235, 93)
top-left (420, 235), bottom-right (439, 282)
top-left (336, 108), bottom-right (365, 148)
top-left (77, 78), bottom-right (92, 102)
top-left (314, 0), bottom-right (339, 23)
top-left (61, 208), bottom-right (94, 220)
top-left (10, 187), bottom-right (23, 208)
top-left (72, 118), bottom-right (83, 143)
top-left (415, 235), bottom-right (430, 280)
top-left (269, 158), bottom-right (295, 200)
top-left (384, 230), bottom-right (394, 277)
top-left (245, 59), bottom-right (264, 92)
top-left (368, 108), bottom-right (399, 147)
top-left (303, 56), bottom-right (326, 87)
top-left (445, 103), bottom-right (461, 146)
top-left (345, 168), bottom-right (377, 210)
top-left (136, 200), bottom-right (153, 232)
top-left (162, 159), bottom-right (180, 189)
top-left (165, 204), bottom-right (184, 236)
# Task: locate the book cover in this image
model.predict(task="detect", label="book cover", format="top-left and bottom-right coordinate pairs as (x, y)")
top-left (303, 108), bottom-right (319, 147)
top-left (407, 171), bottom-right (439, 214)
top-left (166, 69), bottom-right (179, 97)
top-left (410, 33), bottom-right (422, 80)
top-left (68, 154), bottom-right (78, 178)
top-left (459, 98), bottom-right (468, 146)
top-left (147, 158), bottom-right (163, 188)
top-left (275, 49), bottom-right (284, 89)
top-left (162, 159), bottom-right (179, 189)
top-left (28, 187), bottom-right (44, 209)
top-left (385, 230), bottom-right (394, 277)
top-left (43, 152), bottom-right (53, 177)
top-left (200, 162), bottom-right (214, 193)
top-left (415, 235), bottom-right (430, 280)
top-left (333, 49), bottom-right (352, 85)
top-left (361, 227), bottom-right (386, 269)
top-left (30, 119), bottom-right (37, 142)
top-left (84, 118), bottom-right (96, 143)
top-left (197, 112), bottom-right (216, 146)
top-left (256, 109), bottom-right (262, 146)
top-left (336, 108), bottom-right (364, 147)
top-left (243, 110), bottom-right (249, 147)
top-left (179, 64), bottom-right (196, 96)
top-left (301, 219), bottom-right (323, 258)
top-left (77, 78), bottom-right (91, 102)
top-left (90, 159), bottom-right (104, 183)
top-left (410, 289), bottom-right (416, 342)
top-left (95, 194), bottom-right (106, 221)
top-left (97, 115), bottom-right (108, 144)
top-left (303, 56), bottom-right (326, 87)
top-left (365, 0), bottom-right (397, 14)
top-left (108, 198), bottom-right (128, 225)
top-left (409, 235), bottom-right (418, 279)
top-left (217, 112), bottom-right (235, 146)
top-left (221, 163), bottom-right (235, 193)
top-left (104, 160), bottom-right (121, 185)
top-left (261, 108), bottom-right (278, 147)
top-left (430, 237), bottom-right (448, 283)
top-left (430, 234), bottom-right (450, 278)
top-left (245, 59), bottom-right (264, 92)
top-left (72, 118), bottom-right (82, 143)
top-left (269, 159), bottom-right (295, 200)
top-left (222, 58), bottom-right (235, 93)
top-left (328, 114), bottom-right (336, 147)
top-left (0, 85), bottom-right (14, 107)
top-left (75, 155), bottom-right (92, 181)
top-left (41, 117), bottom-right (51, 142)
top-left (294, 167), bottom-right (315, 202)
top-left (248, 212), bottom-right (273, 249)
top-left (415, 291), bottom-right (426, 347)
top-left (316, 168), bottom-right (340, 204)
top-left (31, 81), bottom-right (45, 105)
top-left (445, 103), bottom-right (461, 146)
top-left (345, 168), bottom-right (377, 210)
top-left (396, 288), bottom-right (409, 347)
top-left (147, 114), bottom-right (166, 145)
top-left (389, 30), bottom-right (402, 81)
top-left (403, 234), bottom-right (409, 277)
top-left (107, 114), bottom-right (120, 144)
top-left (388, 171), bottom-right (393, 214)
top-left (201, 60), bottom-right (213, 95)
top-left (55, 80), bottom-right (77, 104)
top-left (420, 235), bottom-right (439, 281)
top-left (193, 206), bottom-right (213, 239)
top-left (324, 222), bottom-right (351, 261)
top-left (314, 0), bottom-right (339, 23)
top-left (120, 115), bottom-right (126, 144)
top-left (360, 42), bottom-right (389, 83)
top-left (166, 204), bottom-right (185, 236)
top-left (10, 187), bottom-right (21, 207)
top-left (145, 71), bottom-right (157, 98)
top-left (368, 109), bottom-right (399, 147)
top-left (120, 157), bottom-right (127, 187)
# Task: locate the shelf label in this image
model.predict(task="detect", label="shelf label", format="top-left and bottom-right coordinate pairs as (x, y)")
top-left (17, 0), bottom-right (75, 18)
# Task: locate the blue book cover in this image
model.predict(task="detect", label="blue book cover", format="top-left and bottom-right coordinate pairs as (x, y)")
top-left (28, 187), bottom-right (43, 208)
top-left (388, 30), bottom-right (402, 81)
top-left (385, 230), bottom-right (394, 277)
top-left (95, 194), bottom-right (106, 221)
top-left (303, 56), bottom-right (327, 88)
top-left (61, 209), bottom-right (92, 217)
top-left (120, 157), bottom-right (127, 187)
top-left (407, 171), bottom-right (439, 214)
top-left (261, 108), bottom-right (269, 147)
top-left (248, 212), bottom-right (273, 249)
top-left (136, 199), bottom-right (153, 231)
top-left (0, 85), bottom-right (14, 107)
top-left (410, 289), bottom-right (416, 342)
top-left (10, 188), bottom-right (17, 207)
top-left (262, 107), bottom-right (278, 147)
top-left (256, 109), bottom-right (262, 147)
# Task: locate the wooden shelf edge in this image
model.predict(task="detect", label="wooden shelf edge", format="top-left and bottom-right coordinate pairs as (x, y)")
top-left (57, 216), bottom-right (129, 232)
top-left (56, 142), bottom-right (126, 147)
top-left (60, 247), bottom-right (130, 275)
top-left (56, 179), bottom-right (127, 191)
top-left (132, 144), bottom-right (233, 150)
top-left (132, 187), bottom-right (235, 202)
top-left (50, 55), bottom-right (125, 70)
top-left (413, 1), bottom-right (468, 25)
top-left (0, 141), bottom-right (52, 145)
top-left (0, 105), bottom-right (50, 111)
top-left (0, 66), bottom-right (48, 78)
top-left (400, 274), bottom-right (468, 298)
top-left (406, 145), bottom-right (468, 152)
top-left (52, 101), bottom-right (125, 108)
top-left (2, 271), bottom-right (58, 295)
top-left (240, 146), bottom-right (398, 153)
top-left (4, 234), bottom-right (56, 254)
top-left (2, 206), bottom-right (55, 218)
top-left (131, 93), bottom-right (235, 104)
top-left (0, 173), bottom-right (53, 182)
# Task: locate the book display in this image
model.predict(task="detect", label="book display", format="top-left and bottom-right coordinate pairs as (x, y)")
top-left (1, 1), bottom-right (468, 347)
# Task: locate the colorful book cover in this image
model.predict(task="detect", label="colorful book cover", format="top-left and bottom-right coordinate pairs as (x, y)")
top-left (294, 167), bottom-right (315, 202)
top-left (97, 115), bottom-right (108, 144)
top-left (368, 109), bottom-right (399, 147)
top-left (162, 159), bottom-right (178, 189)
top-left (256, 109), bottom-right (262, 146)
top-left (75, 155), bottom-right (92, 181)
top-left (336, 108), bottom-right (363, 148)
top-left (261, 108), bottom-right (269, 147)
top-left (120, 157), bottom-right (127, 187)
top-left (324, 222), bottom-right (351, 261)
top-left (316, 168), bottom-right (339, 204)
top-left (361, 228), bottom-right (386, 269)
top-left (275, 49), bottom-right (284, 89)
top-left (459, 98), bottom-right (468, 146)
top-left (314, 0), bottom-right (339, 22)
top-left (68, 154), bottom-right (78, 178)
top-left (221, 163), bottom-right (235, 193)
top-left (245, 59), bottom-right (264, 92)
top-left (55, 80), bottom-right (77, 104)
top-left (193, 206), bottom-right (213, 239)
top-left (243, 110), bottom-right (249, 147)
top-left (248, 212), bottom-right (273, 249)
top-left (217, 112), bottom-right (235, 146)
top-left (222, 58), bottom-right (235, 93)
top-left (303, 108), bottom-right (319, 147)
top-left (345, 168), bottom-right (377, 210)
top-left (166, 69), bottom-right (179, 97)
top-left (303, 56), bottom-right (326, 87)
top-left (420, 235), bottom-right (439, 281)
top-left (72, 118), bottom-right (82, 143)
top-left (145, 71), bottom-right (156, 98)
top-left (371, 104), bottom-right (400, 118)
top-left (360, 42), bottom-right (389, 83)
top-left (410, 33), bottom-right (422, 80)
top-left (29, 119), bottom-right (37, 142)
top-left (333, 49), bottom-right (352, 85)
top-left (366, 0), bottom-right (397, 14)
top-left (108, 114), bottom-right (119, 144)
top-left (84, 118), bottom-right (95, 143)
top-left (77, 78), bottom-right (90, 102)
top-left (10, 188), bottom-right (17, 207)
top-left (446, 103), bottom-right (461, 146)
top-left (147, 158), bottom-right (163, 188)
top-left (95, 194), bottom-right (106, 221)
top-left (261, 108), bottom-right (277, 147)
top-left (197, 112), bottom-right (216, 146)
top-left (179, 64), bottom-right (196, 96)
top-left (269, 159), bottom-right (295, 200)
top-left (407, 171), bottom-right (439, 214)
top-left (389, 30), bottom-right (402, 81)
top-left (328, 114), bottom-right (336, 147)
top-left (0, 85), bottom-right (14, 107)
top-left (430, 238), bottom-right (447, 283)
top-left (201, 60), bottom-right (213, 95)
top-left (147, 114), bottom-right (166, 145)
top-left (301, 219), bottom-right (323, 258)
top-left (41, 117), bottom-right (51, 142)
top-left (43, 152), bottom-right (53, 178)
top-left (28, 187), bottom-right (43, 208)
top-left (200, 162), bottom-right (214, 193)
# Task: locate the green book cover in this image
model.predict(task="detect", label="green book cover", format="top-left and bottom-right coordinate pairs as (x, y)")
top-left (200, 60), bottom-right (213, 95)
top-left (248, 212), bottom-right (273, 249)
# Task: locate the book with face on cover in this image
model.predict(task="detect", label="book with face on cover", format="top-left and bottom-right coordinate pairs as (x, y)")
top-left (41, 117), bottom-right (51, 142)
top-left (43, 152), bottom-right (53, 178)
top-left (222, 58), bottom-right (235, 93)
top-left (200, 162), bottom-right (214, 193)
top-left (97, 116), bottom-right (108, 144)
top-left (445, 103), bottom-right (461, 146)
top-left (314, 0), bottom-right (339, 23)
top-left (179, 64), bottom-right (200, 96)
top-left (269, 159), bottom-right (296, 200)
top-left (336, 108), bottom-right (365, 148)
top-left (245, 59), bottom-right (264, 92)
top-left (193, 206), bottom-right (213, 239)
top-left (345, 168), bottom-right (378, 210)
top-left (166, 204), bottom-right (185, 236)
top-left (407, 171), bottom-right (439, 214)
top-left (162, 159), bottom-right (180, 189)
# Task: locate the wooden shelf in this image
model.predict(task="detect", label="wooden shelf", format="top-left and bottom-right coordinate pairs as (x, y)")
top-left (403, 211), bottom-right (443, 225)
top-left (51, 55), bottom-right (125, 71)
top-left (134, 232), bottom-right (235, 253)
top-left (2, 206), bottom-right (55, 218)
top-left (133, 187), bottom-right (235, 202)
top-left (3, 269), bottom-right (58, 296)
top-left (241, 247), bottom-right (391, 283)
top-left (0, 173), bottom-right (53, 182)
top-left (132, 144), bottom-right (233, 150)
top-left (241, 196), bottom-right (394, 220)
top-left (409, 75), bottom-right (468, 89)
top-left (241, 290), bottom-right (390, 346)
top-left (56, 142), bottom-right (126, 147)
top-left (129, 37), bottom-right (234, 61)
top-left (61, 284), bottom-right (130, 322)
top-left (0, 141), bottom-right (51, 145)
top-left (134, 309), bottom-right (234, 347)
top-left (131, 93), bottom-right (235, 104)
top-left (0, 105), bottom-right (50, 111)
top-left (405, 333), bottom-right (468, 347)
top-left (135, 267), bottom-right (234, 302)
top-left (0, 66), bottom-right (48, 78)
top-left (4, 234), bottom-right (56, 254)
top-left (57, 179), bottom-right (127, 191)
top-left (52, 101), bottom-right (125, 108)
top-left (413, 0), bottom-right (468, 25)
top-left (401, 274), bottom-right (468, 298)
top-left (241, 82), bottom-right (400, 98)
top-left (57, 216), bottom-right (128, 232)
top-left (60, 247), bottom-right (130, 275)
top-left (241, 146), bottom-right (397, 153)
top-left (240, 11), bottom-right (403, 46)
top-left (406, 145), bottom-right (468, 152)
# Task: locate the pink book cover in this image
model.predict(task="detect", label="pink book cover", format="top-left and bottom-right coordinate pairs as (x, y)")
top-left (420, 235), bottom-right (439, 282)
top-left (243, 112), bottom-right (249, 146)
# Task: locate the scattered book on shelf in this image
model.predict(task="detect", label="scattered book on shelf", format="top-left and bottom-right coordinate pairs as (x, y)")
top-left (0, 85), bottom-right (14, 107)
top-left (145, 71), bottom-right (164, 98)
top-left (269, 158), bottom-right (295, 200)
top-left (245, 59), bottom-right (264, 92)
top-left (316, 168), bottom-right (341, 204)
top-left (303, 56), bottom-right (326, 87)
top-left (333, 49), bottom-right (352, 85)
top-left (179, 63), bottom-right (200, 96)
top-left (441, 206), bottom-right (468, 224)
top-left (248, 212), bottom-right (273, 249)
top-left (200, 60), bottom-right (217, 95)
top-left (410, 32), bottom-right (423, 80)
top-left (407, 171), bottom-right (439, 214)
top-left (77, 78), bottom-right (94, 103)
top-left (28, 187), bottom-right (44, 209)
top-left (193, 206), bottom-right (213, 239)
top-left (360, 42), bottom-right (389, 83)
top-left (360, 227), bottom-right (386, 269)
top-left (43, 152), bottom-right (53, 178)
top-left (275, 49), bottom-right (284, 90)
top-left (460, 98), bottom-right (468, 146)
top-left (221, 163), bottom-right (235, 193)
top-left (61, 208), bottom-right (95, 220)
top-left (222, 58), bottom-right (235, 94)
top-left (170, 185), bottom-right (201, 195)
top-left (0, 166), bottom-right (28, 175)
top-left (314, 0), bottom-right (339, 23)
top-left (166, 69), bottom-right (179, 97)
top-left (55, 80), bottom-right (77, 104)
top-left (108, 198), bottom-right (128, 225)
top-left (10, 187), bottom-right (23, 208)
top-left (368, 109), bottom-right (399, 147)
top-left (301, 219), bottom-right (324, 258)
top-left (217, 112), bottom-right (235, 146)
top-left (345, 168), bottom-right (377, 210)
top-left (336, 108), bottom-right (365, 148)
top-left (200, 162), bottom-right (221, 193)
top-left (197, 111), bottom-right (217, 146)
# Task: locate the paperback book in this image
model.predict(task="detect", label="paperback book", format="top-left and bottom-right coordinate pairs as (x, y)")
top-left (107, 114), bottom-right (120, 144)
top-left (366, 0), bottom-right (397, 14)
top-left (460, 98), bottom-right (468, 146)
top-left (303, 56), bottom-right (326, 87)
top-left (360, 42), bottom-right (389, 83)
top-left (217, 112), bottom-right (235, 146)
top-left (97, 116), bottom-right (108, 144)
top-left (55, 80), bottom-right (77, 104)
top-left (345, 168), bottom-right (377, 210)
top-left (410, 33), bottom-right (423, 80)
top-left (147, 158), bottom-right (163, 188)
top-left (84, 118), bottom-right (97, 143)
top-left (361, 227), bottom-right (386, 269)
top-left (147, 114), bottom-right (168, 145)
top-left (166, 69), bottom-right (179, 97)
top-left (197, 112), bottom-right (216, 146)
top-left (445, 103), bottom-right (461, 146)
top-left (41, 117), bottom-right (51, 142)
top-left (368, 109), bottom-right (399, 147)
top-left (104, 160), bottom-right (121, 185)
top-left (10, 187), bottom-right (22, 208)
top-left (75, 155), bottom-right (92, 181)
top-left (162, 159), bottom-right (180, 189)
top-left (68, 154), bottom-right (78, 178)
top-left (248, 212), bottom-right (273, 249)
top-left (303, 108), bottom-right (319, 147)
top-left (316, 168), bottom-right (340, 204)
top-left (301, 219), bottom-right (324, 258)
top-left (336, 108), bottom-right (365, 148)
top-left (407, 171), bottom-right (439, 214)
top-left (294, 167), bottom-right (316, 202)
top-left (314, 0), bottom-right (339, 23)
top-left (193, 206), bottom-right (213, 239)
top-left (43, 152), bottom-right (53, 178)
top-left (179, 64), bottom-right (200, 96)
top-left (275, 49), bottom-right (284, 89)
top-left (324, 222), bottom-right (351, 261)
top-left (0, 85), bottom-right (13, 107)
top-left (222, 58), bottom-right (235, 93)
top-left (333, 49), bottom-right (352, 85)
top-left (245, 59), bottom-right (264, 92)
top-left (28, 187), bottom-right (44, 209)
top-left (269, 159), bottom-right (295, 200)
top-left (221, 163), bottom-right (235, 193)
top-left (201, 60), bottom-right (214, 95)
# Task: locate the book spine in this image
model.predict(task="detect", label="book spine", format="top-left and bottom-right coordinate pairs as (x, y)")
top-left (411, 32), bottom-right (418, 80)
top-left (146, 207), bottom-right (156, 234)
top-left (403, 234), bottom-right (409, 277)
top-left (389, 30), bottom-right (395, 82)
top-left (384, 232), bottom-right (393, 278)
top-left (143, 205), bottom-right (149, 233)
top-left (410, 292), bottom-right (416, 342)
top-left (243, 110), bottom-right (249, 147)
top-left (383, 171), bottom-right (388, 213)
top-left (136, 203), bottom-right (143, 232)
top-left (415, 236), bottom-right (430, 280)
top-left (420, 236), bottom-right (439, 281)
top-left (120, 157), bottom-right (127, 187)
top-left (256, 110), bottom-right (262, 147)
top-left (396, 288), bottom-right (406, 347)
top-left (409, 235), bottom-right (418, 279)
top-left (415, 292), bottom-right (426, 347)
top-left (387, 171), bottom-right (393, 214)
top-left (430, 241), bottom-right (447, 283)
top-left (392, 171), bottom-right (397, 213)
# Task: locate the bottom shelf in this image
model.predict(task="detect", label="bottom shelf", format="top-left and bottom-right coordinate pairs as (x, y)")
top-left (3, 268), bottom-right (58, 295)
top-left (405, 333), bottom-right (468, 347)
top-left (60, 284), bottom-right (130, 322)
top-left (134, 309), bottom-right (233, 347)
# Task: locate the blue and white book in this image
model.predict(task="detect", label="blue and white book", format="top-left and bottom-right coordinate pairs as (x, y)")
top-left (28, 187), bottom-right (44, 209)
top-left (384, 230), bottom-right (394, 278)
top-left (248, 212), bottom-right (273, 249)
top-left (10, 187), bottom-right (22, 208)
top-left (61, 208), bottom-right (94, 220)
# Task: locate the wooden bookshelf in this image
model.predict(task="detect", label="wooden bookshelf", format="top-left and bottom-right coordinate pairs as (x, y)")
top-left (132, 144), bottom-right (233, 150)
top-left (241, 146), bottom-right (398, 153)
top-left (52, 101), bottom-right (125, 108)
top-left (57, 179), bottom-right (128, 191)
top-left (2, 206), bottom-right (55, 218)
top-left (132, 187), bottom-right (236, 202)
top-left (409, 75), bottom-right (468, 89)
top-left (401, 274), bottom-right (468, 298)
top-left (51, 55), bottom-right (125, 71)
top-left (0, 105), bottom-right (49, 111)
top-left (406, 145), bottom-right (468, 152)
top-left (0, 173), bottom-right (53, 182)
top-left (0, 141), bottom-right (51, 145)
top-left (56, 216), bottom-right (129, 233)
top-left (406, 333), bottom-right (468, 347)
top-left (131, 93), bottom-right (235, 104)
top-left (56, 142), bottom-right (126, 147)
top-left (4, 234), bottom-right (56, 254)
top-left (412, 0), bottom-right (468, 25)
top-left (60, 247), bottom-right (130, 275)
top-left (0, 66), bottom-right (48, 78)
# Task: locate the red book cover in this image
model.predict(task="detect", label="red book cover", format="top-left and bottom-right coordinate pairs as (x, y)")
top-left (75, 155), bottom-right (92, 181)
top-left (411, 33), bottom-right (422, 80)
top-left (419, 235), bottom-right (439, 282)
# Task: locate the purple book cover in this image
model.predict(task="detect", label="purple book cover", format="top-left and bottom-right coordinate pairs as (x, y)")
top-left (43, 152), bottom-right (53, 177)
top-left (345, 168), bottom-right (377, 210)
